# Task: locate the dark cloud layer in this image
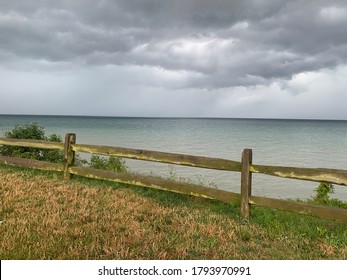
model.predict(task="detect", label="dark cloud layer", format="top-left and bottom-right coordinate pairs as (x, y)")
top-left (1, 1), bottom-right (347, 119)
top-left (1, 0), bottom-right (347, 89)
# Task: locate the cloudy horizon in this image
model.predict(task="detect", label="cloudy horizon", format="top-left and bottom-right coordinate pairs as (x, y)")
top-left (1, 0), bottom-right (347, 119)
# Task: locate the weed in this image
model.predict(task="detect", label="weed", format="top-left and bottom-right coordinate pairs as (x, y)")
top-left (306, 182), bottom-right (347, 209)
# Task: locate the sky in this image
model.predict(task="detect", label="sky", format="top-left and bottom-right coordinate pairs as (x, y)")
top-left (0, 0), bottom-right (347, 119)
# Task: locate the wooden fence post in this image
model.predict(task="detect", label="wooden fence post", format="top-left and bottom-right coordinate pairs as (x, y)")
top-left (64, 133), bottom-right (76, 180)
top-left (241, 148), bottom-right (253, 219)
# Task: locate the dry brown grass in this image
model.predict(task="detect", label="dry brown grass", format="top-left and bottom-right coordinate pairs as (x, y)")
top-left (1, 168), bottom-right (346, 259)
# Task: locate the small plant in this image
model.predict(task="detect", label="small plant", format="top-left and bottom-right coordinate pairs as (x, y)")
top-left (88, 155), bottom-right (128, 173)
top-left (314, 183), bottom-right (334, 204)
top-left (166, 165), bottom-right (217, 188)
top-left (308, 182), bottom-right (347, 209)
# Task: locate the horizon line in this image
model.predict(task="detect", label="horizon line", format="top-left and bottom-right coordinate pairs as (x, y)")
top-left (0, 113), bottom-right (346, 122)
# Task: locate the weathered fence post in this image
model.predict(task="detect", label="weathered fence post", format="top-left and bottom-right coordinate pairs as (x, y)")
top-left (64, 133), bottom-right (76, 180)
top-left (241, 148), bottom-right (253, 219)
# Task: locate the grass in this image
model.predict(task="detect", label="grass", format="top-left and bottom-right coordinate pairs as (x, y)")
top-left (0, 165), bottom-right (346, 259)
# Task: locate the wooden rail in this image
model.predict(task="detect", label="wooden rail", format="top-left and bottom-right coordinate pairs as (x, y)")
top-left (69, 166), bottom-right (240, 203)
top-left (0, 156), bottom-right (63, 172)
top-left (250, 164), bottom-right (347, 186)
top-left (1, 134), bottom-right (347, 223)
top-left (71, 143), bottom-right (242, 171)
top-left (0, 138), bottom-right (65, 150)
top-left (249, 195), bottom-right (347, 222)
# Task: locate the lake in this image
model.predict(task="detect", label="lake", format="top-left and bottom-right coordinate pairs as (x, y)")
top-left (1, 115), bottom-right (347, 201)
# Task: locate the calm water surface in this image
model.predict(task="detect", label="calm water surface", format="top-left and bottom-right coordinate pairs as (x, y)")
top-left (1, 115), bottom-right (347, 201)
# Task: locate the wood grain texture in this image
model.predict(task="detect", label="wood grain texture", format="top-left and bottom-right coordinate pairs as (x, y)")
top-left (250, 195), bottom-right (347, 223)
top-left (63, 133), bottom-right (76, 180)
top-left (250, 164), bottom-right (347, 186)
top-left (72, 143), bottom-right (242, 171)
top-left (0, 156), bottom-right (63, 172)
top-left (0, 138), bottom-right (65, 150)
top-left (69, 166), bottom-right (241, 203)
top-left (241, 149), bottom-right (252, 219)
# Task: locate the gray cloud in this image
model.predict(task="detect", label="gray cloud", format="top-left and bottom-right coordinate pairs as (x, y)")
top-left (1, 0), bottom-right (347, 90)
top-left (1, 0), bottom-right (347, 118)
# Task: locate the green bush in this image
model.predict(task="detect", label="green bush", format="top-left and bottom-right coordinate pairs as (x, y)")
top-left (308, 182), bottom-right (347, 209)
top-left (0, 122), bottom-right (128, 172)
top-left (0, 123), bottom-right (64, 163)
top-left (89, 155), bottom-right (127, 173)
top-left (314, 182), bottom-right (334, 204)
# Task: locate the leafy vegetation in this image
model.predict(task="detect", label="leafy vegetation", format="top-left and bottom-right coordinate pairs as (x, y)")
top-left (0, 122), bottom-right (64, 163)
top-left (88, 155), bottom-right (128, 173)
top-left (0, 123), bottom-right (128, 172)
top-left (306, 182), bottom-right (347, 209)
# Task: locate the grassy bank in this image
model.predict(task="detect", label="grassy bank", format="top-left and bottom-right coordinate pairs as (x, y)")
top-left (0, 165), bottom-right (346, 259)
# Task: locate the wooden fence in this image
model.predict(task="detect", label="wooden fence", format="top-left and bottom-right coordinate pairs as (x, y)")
top-left (1, 133), bottom-right (347, 223)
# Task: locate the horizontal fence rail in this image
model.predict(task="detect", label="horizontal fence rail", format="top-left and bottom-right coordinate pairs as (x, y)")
top-left (69, 166), bottom-right (241, 204)
top-left (0, 138), bottom-right (65, 150)
top-left (72, 143), bottom-right (242, 171)
top-left (251, 164), bottom-right (347, 186)
top-left (1, 134), bottom-right (347, 223)
top-left (249, 195), bottom-right (347, 223)
top-left (0, 156), bottom-right (63, 172)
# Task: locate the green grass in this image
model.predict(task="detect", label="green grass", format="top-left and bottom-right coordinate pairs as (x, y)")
top-left (0, 164), bottom-right (346, 259)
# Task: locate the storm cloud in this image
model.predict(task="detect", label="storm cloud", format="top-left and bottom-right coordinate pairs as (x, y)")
top-left (1, 0), bottom-right (347, 118)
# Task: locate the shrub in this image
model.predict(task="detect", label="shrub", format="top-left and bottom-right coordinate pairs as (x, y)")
top-left (0, 123), bottom-right (64, 163)
top-left (314, 182), bottom-right (334, 204)
top-left (308, 182), bottom-right (347, 209)
top-left (89, 155), bottom-right (127, 173)
top-left (0, 122), bottom-right (128, 172)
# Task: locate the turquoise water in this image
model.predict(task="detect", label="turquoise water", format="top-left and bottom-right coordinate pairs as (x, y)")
top-left (1, 115), bottom-right (347, 201)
